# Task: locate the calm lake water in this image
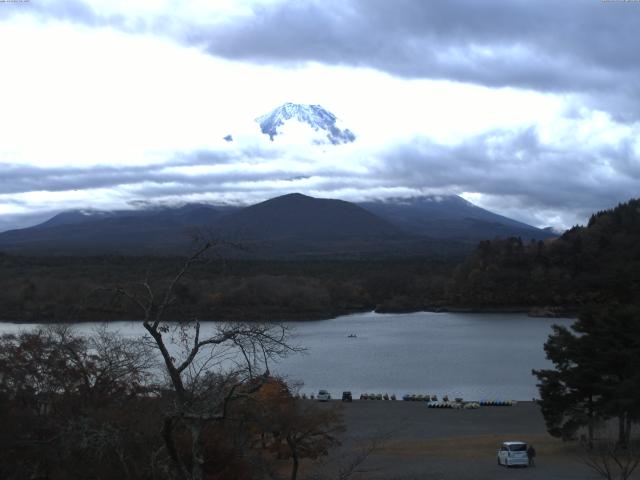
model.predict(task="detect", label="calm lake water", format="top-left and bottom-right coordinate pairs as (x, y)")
top-left (0, 311), bottom-right (573, 400)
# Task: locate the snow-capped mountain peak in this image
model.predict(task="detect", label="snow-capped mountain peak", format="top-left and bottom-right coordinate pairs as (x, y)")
top-left (255, 102), bottom-right (356, 145)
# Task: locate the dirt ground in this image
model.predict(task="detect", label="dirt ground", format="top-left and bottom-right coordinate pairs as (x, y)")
top-left (305, 400), bottom-right (637, 480)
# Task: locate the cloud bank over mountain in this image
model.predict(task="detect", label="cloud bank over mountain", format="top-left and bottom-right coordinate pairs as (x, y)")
top-left (0, 0), bottom-right (639, 231)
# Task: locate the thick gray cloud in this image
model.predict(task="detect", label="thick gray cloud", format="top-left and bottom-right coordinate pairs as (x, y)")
top-left (194, 0), bottom-right (640, 119)
top-left (7, 0), bottom-right (640, 119)
top-left (372, 128), bottom-right (640, 226)
top-left (0, 160), bottom-right (335, 197)
top-left (1, 0), bottom-right (639, 232)
top-left (0, 151), bottom-right (235, 195)
top-left (2, 126), bottom-right (638, 231)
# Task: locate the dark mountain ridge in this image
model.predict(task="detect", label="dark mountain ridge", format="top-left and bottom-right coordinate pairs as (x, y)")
top-left (360, 195), bottom-right (549, 242)
top-left (0, 204), bottom-right (235, 255)
top-left (0, 193), bottom-right (552, 257)
top-left (218, 193), bottom-right (400, 240)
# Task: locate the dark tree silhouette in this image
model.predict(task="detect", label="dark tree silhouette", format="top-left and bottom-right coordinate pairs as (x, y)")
top-left (534, 304), bottom-right (640, 448)
top-left (115, 242), bottom-right (302, 480)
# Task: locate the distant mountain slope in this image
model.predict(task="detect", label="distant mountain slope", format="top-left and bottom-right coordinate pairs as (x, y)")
top-left (0, 193), bottom-right (550, 257)
top-left (359, 195), bottom-right (553, 242)
top-left (217, 193), bottom-right (399, 241)
top-left (0, 204), bottom-right (237, 255)
top-left (33, 204), bottom-right (235, 230)
top-left (255, 103), bottom-right (356, 145)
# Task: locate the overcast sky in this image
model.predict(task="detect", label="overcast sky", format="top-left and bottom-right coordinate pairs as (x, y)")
top-left (1, 0), bottom-right (639, 231)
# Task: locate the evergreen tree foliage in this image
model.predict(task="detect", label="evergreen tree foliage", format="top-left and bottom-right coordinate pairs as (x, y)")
top-left (450, 198), bottom-right (640, 310)
top-left (534, 304), bottom-right (640, 447)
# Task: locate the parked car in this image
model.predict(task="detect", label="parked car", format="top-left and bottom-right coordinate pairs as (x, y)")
top-left (497, 441), bottom-right (529, 467)
top-left (341, 391), bottom-right (353, 402)
top-left (317, 390), bottom-right (331, 402)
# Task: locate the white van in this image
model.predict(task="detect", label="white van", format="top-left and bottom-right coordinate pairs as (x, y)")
top-left (497, 441), bottom-right (529, 467)
top-left (317, 389), bottom-right (331, 401)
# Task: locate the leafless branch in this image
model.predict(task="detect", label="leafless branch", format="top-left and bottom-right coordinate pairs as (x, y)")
top-left (581, 438), bottom-right (640, 480)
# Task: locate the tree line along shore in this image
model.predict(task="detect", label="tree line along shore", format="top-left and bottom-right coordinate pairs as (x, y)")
top-left (1, 199), bottom-right (638, 323)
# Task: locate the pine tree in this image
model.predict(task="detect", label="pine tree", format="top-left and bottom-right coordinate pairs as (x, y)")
top-left (534, 323), bottom-right (601, 446)
top-left (535, 304), bottom-right (640, 447)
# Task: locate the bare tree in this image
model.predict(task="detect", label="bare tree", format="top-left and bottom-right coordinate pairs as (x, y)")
top-left (116, 242), bottom-right (301, 480)
top-left (50, 325), bottom-right (156, 403)
top-left (0, 327), bottom-right (158, 480)
top-left (250, 380), bottom-right (344, 480)
top-left (581, 438), bottom-right (640, 480)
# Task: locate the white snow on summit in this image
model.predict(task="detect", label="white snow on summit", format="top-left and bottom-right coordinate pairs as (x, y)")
top-left (255, 103), bottom-right (356, 145)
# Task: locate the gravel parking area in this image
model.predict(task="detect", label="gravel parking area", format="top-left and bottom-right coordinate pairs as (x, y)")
top-left (312, 401), bottom-right (624, 480)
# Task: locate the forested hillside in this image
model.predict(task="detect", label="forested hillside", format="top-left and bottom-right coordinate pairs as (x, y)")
top-left (2, 199), bottom-right (637, 322)
top-left (448, 199), bottom-right (640, 312)
top-left (0, 255), bottom-right (453, 322)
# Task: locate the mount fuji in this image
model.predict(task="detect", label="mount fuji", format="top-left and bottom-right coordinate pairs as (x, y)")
top-left (255, 103), bottom-right (356, 145)
top-left (0, 193), bottom-right (554, 257)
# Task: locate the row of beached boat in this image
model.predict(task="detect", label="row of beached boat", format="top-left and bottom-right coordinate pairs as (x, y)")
top-left (479, 400), bottom-right (516, 406)
top-left (296, 393), bottom-right (316, 399)
top-left (296, 392), bottom-right (517, 406)
top-left (427, 402), bottom-right (481, 409)
top-left (360, 393), bottom-right (397, 400)
top-left (401, 394), bottom-right (464, 402)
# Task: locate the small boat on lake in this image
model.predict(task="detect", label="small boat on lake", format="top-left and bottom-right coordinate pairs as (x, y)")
top-left (348, 334), bottom-right (357, 338)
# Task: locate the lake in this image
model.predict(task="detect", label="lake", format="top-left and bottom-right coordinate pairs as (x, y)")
top-left (0, 311), bottom-right (573, 400)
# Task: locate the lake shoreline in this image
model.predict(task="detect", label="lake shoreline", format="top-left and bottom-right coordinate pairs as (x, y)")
top-left (0, 311), bottom-right (571, 401)
top-left (0, 304), bottom-right (577, 324)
